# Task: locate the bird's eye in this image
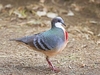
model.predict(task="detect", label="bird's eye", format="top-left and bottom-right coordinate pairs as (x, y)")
top-left (58, 19), bottom-right (61, 22)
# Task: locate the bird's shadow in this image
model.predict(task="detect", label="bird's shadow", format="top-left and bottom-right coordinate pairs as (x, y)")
top-left (15, 65), bottom-right (61, 74)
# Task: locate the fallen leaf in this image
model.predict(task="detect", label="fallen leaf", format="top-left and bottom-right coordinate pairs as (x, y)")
top-left (89, 0), bottom-right (95, 3)
top-left (71, 3), bottom-right (82, 11)
top-left (0, 4), bottom-right (3, 12)
top-left (13, 9), bottom-right (27, 19)
top-left (84, 34), bottom-right (90, 39)
top-left (97, 34), bottom-right (100, 37)
top-left (89, 20), bottom-right (98, 24)
top-left (9, 9), bottom-right (14, 16)
top-left (67, 10), bottom-right (74, 16)
top-left (46, 12), bottom-right (58, 18)
top-left (87, 30), bottom-right (94, 35)
top-left (40, 0), bottom-right (45, 3)
top-left (5, 4), bottom-right (12, 9)
top-left (27, 20), bottom-right (41, 25)
top-left (97, 40), bottom-right (100, 45)
top-left (80, 63), bottom-right (86, 68)
top-left (36, 11), bottom-right (46, 17)
top-left (68, 65), bottom-right (72, 69)
top-left (81, 45), bottom-right (88, 48)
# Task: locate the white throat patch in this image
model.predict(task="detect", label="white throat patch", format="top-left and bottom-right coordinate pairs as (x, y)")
top-left (55, 22), bottom-right (65, 31)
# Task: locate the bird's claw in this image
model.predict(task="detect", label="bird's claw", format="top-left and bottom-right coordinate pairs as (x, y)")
top-left (49, 66), bottom-right (60, 73)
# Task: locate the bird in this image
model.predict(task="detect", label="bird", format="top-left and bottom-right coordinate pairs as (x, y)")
top-left (10, 17), bottom-right (68, 72)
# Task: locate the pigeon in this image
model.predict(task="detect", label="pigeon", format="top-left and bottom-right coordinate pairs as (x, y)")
top-left (10, 17), bottom-right (68, 72)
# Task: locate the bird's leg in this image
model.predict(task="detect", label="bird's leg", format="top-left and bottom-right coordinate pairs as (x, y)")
top-left (46, 56), bottom-right (60, 72)
top-left (46, 56), bottom-right (54, 69)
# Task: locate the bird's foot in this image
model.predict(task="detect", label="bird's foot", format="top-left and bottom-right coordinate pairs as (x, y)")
top-left (49, 66), bottom-right (60, 73)
top-left (46, 56), bottom-right (60, 73)
top-left (52, 67), bottom-right (60, 73)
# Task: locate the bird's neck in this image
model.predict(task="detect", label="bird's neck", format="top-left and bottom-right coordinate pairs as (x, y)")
top-left (52, 23), bottom-right (68, 41)
top-left (55, 22), bottom-right (65, 31)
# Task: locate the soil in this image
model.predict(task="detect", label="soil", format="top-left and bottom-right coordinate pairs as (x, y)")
top-left (0, 0), bottom-right (100, 75)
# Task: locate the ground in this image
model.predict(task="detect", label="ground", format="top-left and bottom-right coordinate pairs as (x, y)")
top-left (0, 0), bottom-right (100, 75)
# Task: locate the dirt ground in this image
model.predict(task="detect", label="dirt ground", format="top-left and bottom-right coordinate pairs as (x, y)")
top-left (0, 0), bottom-right (100, 75)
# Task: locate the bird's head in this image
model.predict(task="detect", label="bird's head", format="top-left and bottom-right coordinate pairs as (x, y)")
top-left (51, 17), bottom-right (66, 28)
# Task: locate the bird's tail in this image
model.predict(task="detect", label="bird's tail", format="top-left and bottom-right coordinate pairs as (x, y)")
top-left (9, 38), bottom-right (22, 42)
top-left (9, 36), bottom-right (29, 44)
top-left (9, 39), bottom-right (16, 41)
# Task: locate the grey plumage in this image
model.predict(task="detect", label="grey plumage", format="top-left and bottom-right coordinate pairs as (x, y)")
top-left (10, 27), bottom-right (65, 51)
top-left (10, 17), bottom-right (68, 72)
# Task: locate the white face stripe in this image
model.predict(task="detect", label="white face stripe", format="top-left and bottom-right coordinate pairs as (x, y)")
top-left (55, 22), bottom-right (65, 31)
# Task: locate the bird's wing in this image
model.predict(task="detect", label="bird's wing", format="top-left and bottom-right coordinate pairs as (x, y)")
top-left (32, 33), bottom-right (64, 51)
top-left (10, 32), bottom-right (64, 51)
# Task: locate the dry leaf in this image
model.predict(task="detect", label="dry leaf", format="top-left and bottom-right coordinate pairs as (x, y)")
top-left (81, 45), bottom-right (88, 48)
top-left (40, 0), bottom-right (45, 3)
top-left (36, 11), bottom-right (46, 17)
top-left (97, 34), bottom-right (100, 37)
top-left (89, 20), bottom-right (98, 24)
top-left (84, 34), bottom-right (90, 39)
top-left (67, 10), bottom-right (74, 16)
top-left (13, 9), bottom-right (27, 19)
top-left (71, 3), bottom-right (82, 11)
top-left (87, 30), bottom-right (94, 35)
top-left (9, 9), bottom-right (14, 16)
top-left (0, 4), bottom-right (3, 12)
top-left (97, 40), bottom-right (100, 45)
top-left (5, 4), bottom-right (12, 9)
top-left (46, 12), bottom-right (58, 18)
top-left (27, 20), bottom-right (41, 25)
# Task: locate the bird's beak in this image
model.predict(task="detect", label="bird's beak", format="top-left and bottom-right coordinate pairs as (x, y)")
top-left (61, 22), bottom-right (66, 26)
